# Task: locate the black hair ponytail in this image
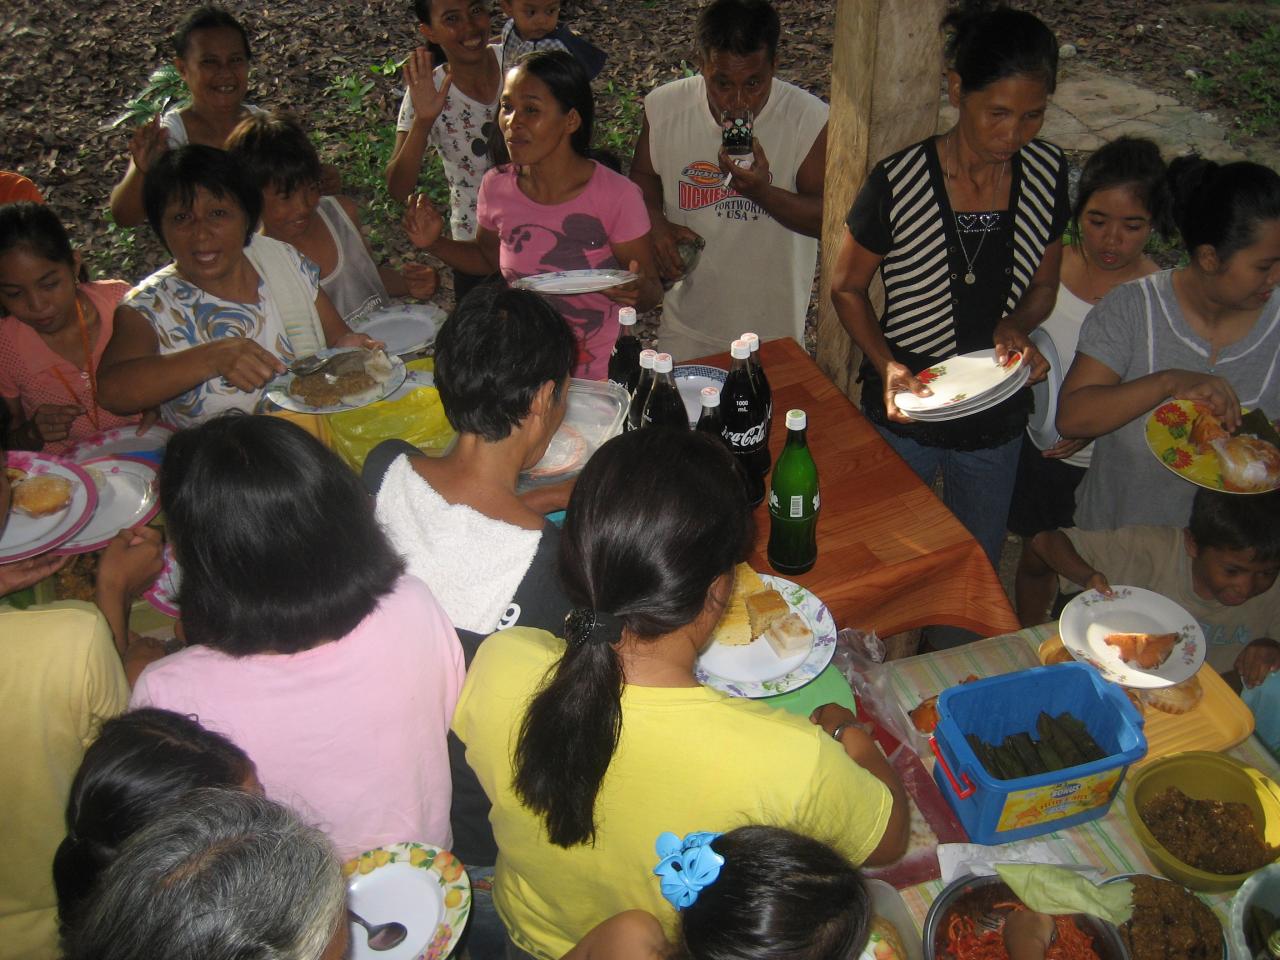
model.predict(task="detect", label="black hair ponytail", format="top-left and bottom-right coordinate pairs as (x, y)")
top-left (1167, 155), bottom-right (1280, 262)
top-left (513, 429), bottom-right (752, 848)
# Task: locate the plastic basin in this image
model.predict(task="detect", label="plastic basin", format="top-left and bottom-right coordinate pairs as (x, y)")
top-left (1123, 751), bottom-right (1280, 893)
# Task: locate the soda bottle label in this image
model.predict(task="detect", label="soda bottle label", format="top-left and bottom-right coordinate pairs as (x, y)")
top-left (788, 495), bottom-right (803, 519)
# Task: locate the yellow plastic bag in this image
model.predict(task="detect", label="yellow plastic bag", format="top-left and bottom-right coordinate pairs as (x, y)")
top-left (327, 358), bottom-right (455, 472)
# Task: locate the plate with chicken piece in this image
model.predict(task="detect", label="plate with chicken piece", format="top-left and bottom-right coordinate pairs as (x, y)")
top-left (1059, 585), bottom-right (1206, 688)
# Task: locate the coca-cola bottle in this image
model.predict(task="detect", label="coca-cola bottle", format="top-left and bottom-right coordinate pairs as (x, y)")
top-left (720, 339), bottom-right (768, 506)
top-left (741, 331), bottom-right (773, 469)
top-left (641, 353), bottom-right (689, 429)
top-left (608, 306), bottom-right (641, 394)
top-left (626, 349), bottom-right (658, 432)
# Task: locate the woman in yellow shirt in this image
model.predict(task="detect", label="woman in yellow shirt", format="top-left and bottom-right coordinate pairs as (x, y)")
top-left (452, 429), bottom-right (909, 959)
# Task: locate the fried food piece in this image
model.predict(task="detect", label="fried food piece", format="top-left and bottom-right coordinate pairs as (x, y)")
top-left (1188, 406), bottom-right (1230, 453)
top-left (11, 474), bottom-right (74, 517)
top-left (287, 349), bottom-right (394, 407)
top-left (1105, 632), bottom-right (1178, 668)
top-left (1141, 674), bottom-right (1202, 714)
top-left (1211, 435), bottom-right (1280, 492)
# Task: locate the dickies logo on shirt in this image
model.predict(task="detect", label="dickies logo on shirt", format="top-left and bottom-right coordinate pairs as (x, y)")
top-left (677, 160), bottom-right (770, 222)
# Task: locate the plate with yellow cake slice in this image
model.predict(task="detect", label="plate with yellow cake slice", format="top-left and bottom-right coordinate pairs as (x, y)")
top-left (696, 564), bottom-right (837, 698)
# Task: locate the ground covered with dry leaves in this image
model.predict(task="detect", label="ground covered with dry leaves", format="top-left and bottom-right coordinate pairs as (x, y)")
top-left (0, 0), bottom-right (1271, 288)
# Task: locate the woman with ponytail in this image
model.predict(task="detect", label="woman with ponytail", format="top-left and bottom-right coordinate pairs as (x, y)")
top-left (1057, 156), bottom-right (1280, 528)
top-left (452, 428), bottom-right (907, 960)
top-left (53, 708), bottom-right (255, 940)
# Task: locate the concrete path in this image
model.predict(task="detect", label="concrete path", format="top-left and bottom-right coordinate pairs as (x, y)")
top-left (938, 60), bottom-right (1280, 169)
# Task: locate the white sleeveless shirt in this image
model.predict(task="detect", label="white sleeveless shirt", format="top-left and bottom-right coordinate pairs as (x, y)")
top-left (645, 76), bottom-right (827, 358)
top-left (315, 197), bottom-right (390, 324)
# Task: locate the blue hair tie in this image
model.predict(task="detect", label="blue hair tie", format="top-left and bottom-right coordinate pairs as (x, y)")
top-left (653, 831), bottom-right (724, 909)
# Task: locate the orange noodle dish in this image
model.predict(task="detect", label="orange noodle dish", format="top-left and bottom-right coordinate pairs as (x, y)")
top-left (944, 905), bottom-right (1101, 960)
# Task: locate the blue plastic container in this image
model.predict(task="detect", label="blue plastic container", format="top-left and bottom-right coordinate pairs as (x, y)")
top-left (930, 663), bottom-right (1147, 844)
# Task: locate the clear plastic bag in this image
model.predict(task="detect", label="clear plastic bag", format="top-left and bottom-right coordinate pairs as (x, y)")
top-left (326, 359), bottom-right (455, 471)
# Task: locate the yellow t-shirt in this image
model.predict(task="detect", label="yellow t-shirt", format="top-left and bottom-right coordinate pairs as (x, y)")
top-left (452, 627), bottom-right (893, 960)
top-left (0, 602), bottom-right (129, 960)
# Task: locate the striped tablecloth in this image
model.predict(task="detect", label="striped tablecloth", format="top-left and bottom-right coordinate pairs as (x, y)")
top-left (889, 623), bottom-right (1279, 930)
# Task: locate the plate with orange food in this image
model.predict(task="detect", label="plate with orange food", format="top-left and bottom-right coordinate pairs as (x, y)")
top-left (1145, 400), bottom-right (1280, 494)
top-left (1059, 585), bottom-right (1206, 689)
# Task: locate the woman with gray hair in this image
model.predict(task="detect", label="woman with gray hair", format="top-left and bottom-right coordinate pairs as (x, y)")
top-left (62, 788), bottom-right (347, 960)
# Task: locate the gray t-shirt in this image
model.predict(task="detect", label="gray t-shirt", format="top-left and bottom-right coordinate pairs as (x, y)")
top-left (1074, 270), bottom-right (1280, 529)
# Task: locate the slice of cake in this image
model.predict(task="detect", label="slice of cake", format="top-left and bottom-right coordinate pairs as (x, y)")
top-left (746, 589), bottom-right (790, 638)
top-left (763, 613), bottom-right (813, 657)
top-left (710, 563), bottom-right (767, 646)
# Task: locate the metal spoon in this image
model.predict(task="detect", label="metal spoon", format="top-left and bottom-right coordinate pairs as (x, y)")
top-left (348, 909), bottom-right (408, 952)
top-left (289, 353), bottom-right (341, 377)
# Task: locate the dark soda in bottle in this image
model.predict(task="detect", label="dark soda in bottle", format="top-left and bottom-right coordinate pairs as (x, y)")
top-left (741, 331), bottom-right (773, 469)
top-left (626, 348), bottom-right (658, 432)
top-left (720, 339), bottom-right (768, 506)
top-left (608, 306), bottom-right (642, 394)
top-left (641, 353), bottom-right (689, 429)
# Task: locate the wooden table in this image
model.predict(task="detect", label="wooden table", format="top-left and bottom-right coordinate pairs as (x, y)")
top-left (692, 338), bottom-right (1019, 639)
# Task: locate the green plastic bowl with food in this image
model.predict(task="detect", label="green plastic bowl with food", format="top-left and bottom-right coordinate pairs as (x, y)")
top-left (1124, 751), bottom-right (1280, 893)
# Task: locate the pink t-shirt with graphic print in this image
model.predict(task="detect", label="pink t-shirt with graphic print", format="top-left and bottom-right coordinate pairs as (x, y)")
top-left (477, 162), bottom-right (650, 380)
top-left (0, 281), bottom-right (140, 454)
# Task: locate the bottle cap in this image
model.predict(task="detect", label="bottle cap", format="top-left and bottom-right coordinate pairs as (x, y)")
top-left (742, 332), bottom-right (760, 352)
top-left (619, 306), bottom-right (637, 327)
top-left (700, 386), bottom-right (720, 407)
top-left (653, 353), bottom-right (673, 373)
top-left (639, 349), bottom-right (657, 368)
top-left (730, 339), bottom-right (750, 359)
top-left (785, 409), bottom-right (806, 430)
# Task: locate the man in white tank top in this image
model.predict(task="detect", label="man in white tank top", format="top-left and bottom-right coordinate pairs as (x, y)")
top-left (629, 0), bottom-right (829, 360)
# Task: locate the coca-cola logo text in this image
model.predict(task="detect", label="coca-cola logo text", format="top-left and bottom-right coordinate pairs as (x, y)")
top-left (723, 422), bottom-right (767, 447)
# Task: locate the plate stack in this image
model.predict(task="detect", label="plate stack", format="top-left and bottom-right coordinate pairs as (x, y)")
top-left (895, 348), bottom-right (1030, 422)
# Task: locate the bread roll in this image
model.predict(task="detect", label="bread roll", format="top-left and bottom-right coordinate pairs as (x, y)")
top-left (746, 589), bottom-right (789, 637)
top-left (763, 612), bottom-right (813, 657)
top-left (11, 474), bottom-right (74, 518)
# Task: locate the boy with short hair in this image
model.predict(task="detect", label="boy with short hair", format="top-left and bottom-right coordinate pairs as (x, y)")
top-left (1027, 488), bottom-right (1280, 690)
top-left (226, 111), bottom-right (437, 324)
top-left (497, 0), bottom-right (605, 77)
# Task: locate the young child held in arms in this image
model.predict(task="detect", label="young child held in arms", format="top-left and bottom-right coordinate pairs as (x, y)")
top-left (498, 0), bottom-right (606, 77)
top-left (564, 827), bottom-right (875, 960)
top-left (1028, 488), bottom-right (1280, 745)
top-left (225, 111), bottom-right (437, 324)
top-left (0, 203), bottom-right (144, 454)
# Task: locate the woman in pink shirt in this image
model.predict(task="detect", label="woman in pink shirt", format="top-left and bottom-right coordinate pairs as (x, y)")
top-left (0, 203), bottom-right (142, 453)
top-left (404, 50), bottom-right (662, 380)
top-left (130, 414), bottom-right (465, 859)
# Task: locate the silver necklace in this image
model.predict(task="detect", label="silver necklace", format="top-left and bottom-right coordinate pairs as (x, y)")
top-left (946, 132), bottom-right (1006, 286)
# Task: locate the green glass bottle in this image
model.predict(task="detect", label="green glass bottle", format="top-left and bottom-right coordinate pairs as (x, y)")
top-left (767, 409), bottom-right (819, 574)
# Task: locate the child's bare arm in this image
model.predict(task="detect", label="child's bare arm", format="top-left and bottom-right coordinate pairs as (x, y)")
top-left (335, 195), bottom-right (438, 300)
top-left (109, 117), bottom-right (169, 227)
top-left (386, 49), bottom-right (452, 203)
top-left (561, 911), bottom-right (668, 960)
top-left (402, 194), bottom-right (498, 276)
top-left (1028, 529), bottom-right (1112, 594)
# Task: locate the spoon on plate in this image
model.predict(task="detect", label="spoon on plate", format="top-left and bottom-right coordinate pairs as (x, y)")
top-left (348, 909), bottom-right (408, 952)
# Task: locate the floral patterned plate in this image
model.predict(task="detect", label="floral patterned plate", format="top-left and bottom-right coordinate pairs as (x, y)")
top-left (1058, 585), bottom-right (1206, 689)
top-left (895, 348), bottom-right (1025, 413)
top-left (511, 269), bottom-right (639, 295)
top-left (1145, 399), bottom-right (1280, 494)
top-left (696, 575), bottom-right (837, 698)
top-left (142, 543), bottom-right (181, 618)
top-left (1, 451), bottom-right (97, 564)
top-left (899, 363), bottom-right (1030, 421)
top-left (66, 422), bottom-right (176, 464)
top-left (344, 842), bottom-right (471, 960)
